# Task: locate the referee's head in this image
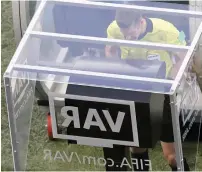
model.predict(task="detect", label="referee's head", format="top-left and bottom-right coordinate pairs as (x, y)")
top-left (115, 8), bottom-right (144, 40)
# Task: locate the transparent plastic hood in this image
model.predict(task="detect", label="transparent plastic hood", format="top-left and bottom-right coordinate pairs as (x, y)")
top-left (4, 0), bottom-right (202, 95)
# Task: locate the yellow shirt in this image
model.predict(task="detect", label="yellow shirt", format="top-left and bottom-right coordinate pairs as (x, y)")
top-left (107, 18), bottom-right (186, 76)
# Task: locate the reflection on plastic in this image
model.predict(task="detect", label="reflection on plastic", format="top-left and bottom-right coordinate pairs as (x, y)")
top-left (43, 149), bottom-right (152, 170)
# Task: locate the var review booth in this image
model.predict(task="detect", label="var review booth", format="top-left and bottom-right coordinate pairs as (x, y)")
top-left (4, 0), bottom-right (202, 171)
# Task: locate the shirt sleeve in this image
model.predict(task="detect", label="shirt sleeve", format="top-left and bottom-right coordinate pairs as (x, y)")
top-left (166, 30), bottom-right (187, 46)
top-left (106, 22), bottom-right (117, 39)
top-left (106, 21), bottom-right (125, 40)
top-left (106, 21), bottom-right (129, 58)
top-left (162, 28), bottom-right (187, 76)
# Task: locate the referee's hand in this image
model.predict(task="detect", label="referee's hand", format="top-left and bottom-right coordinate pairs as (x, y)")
top-left (105, 45), bottom-right (121, 58)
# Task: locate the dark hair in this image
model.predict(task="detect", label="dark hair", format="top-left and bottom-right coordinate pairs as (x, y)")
top-left (115, 9), bottom-right (141, 29)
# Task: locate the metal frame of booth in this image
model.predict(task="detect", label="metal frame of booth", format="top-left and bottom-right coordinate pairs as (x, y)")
top-left (4, 0), bottom-right (202, 171)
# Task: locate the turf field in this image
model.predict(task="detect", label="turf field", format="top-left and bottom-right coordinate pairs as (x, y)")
top-left (1, 1), bottom-right (202, 171)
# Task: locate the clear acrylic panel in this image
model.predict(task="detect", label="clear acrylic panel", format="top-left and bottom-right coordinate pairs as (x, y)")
top-left (7, 72), bottom-right (36, 171)
top-left (7, 70), bottom-right (202, 171)
top-left (33, 1), bottom-right (202, 44)
top-left (11, 0), bottom-right (202, 95)
top-left (14, 35), bottom-right (190, 94)
top-left (5, 75), bottom-right (169, 171)
top-left (176, 72), bottom-right (202, 171)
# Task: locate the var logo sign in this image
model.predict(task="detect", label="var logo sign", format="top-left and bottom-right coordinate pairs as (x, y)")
top-left (48, 93), bottom-right (139, 148)
top-left (61, 106), bottom-right (125, 133)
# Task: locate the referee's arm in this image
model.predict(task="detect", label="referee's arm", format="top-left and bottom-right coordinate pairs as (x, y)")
top-left (166, 31), bottom-right (187, 78)
top-left (105, 23), bottom-right (128, 58)
top-left (105, 23), bottom-right (118, 57)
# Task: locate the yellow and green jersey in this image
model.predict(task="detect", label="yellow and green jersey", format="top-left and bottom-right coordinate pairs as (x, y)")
top-left (107, 18), bottom-right (186, 76)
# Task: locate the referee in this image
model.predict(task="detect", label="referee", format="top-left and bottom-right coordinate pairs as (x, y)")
top-left (105, 8), bottom-right (190, 171)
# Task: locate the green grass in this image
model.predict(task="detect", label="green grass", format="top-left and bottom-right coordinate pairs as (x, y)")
top-left (1, 1), bottom-right (202, 171)
top-left (1, 1), bottom-right (16, 171)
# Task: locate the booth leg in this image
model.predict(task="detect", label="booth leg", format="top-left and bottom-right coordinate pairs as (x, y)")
top-left (170, 94), bottom-right (184, 171)
top-left (4, 77), bottom-right (21, 171)
top-left (103, 146), bottom-right (131, 171)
